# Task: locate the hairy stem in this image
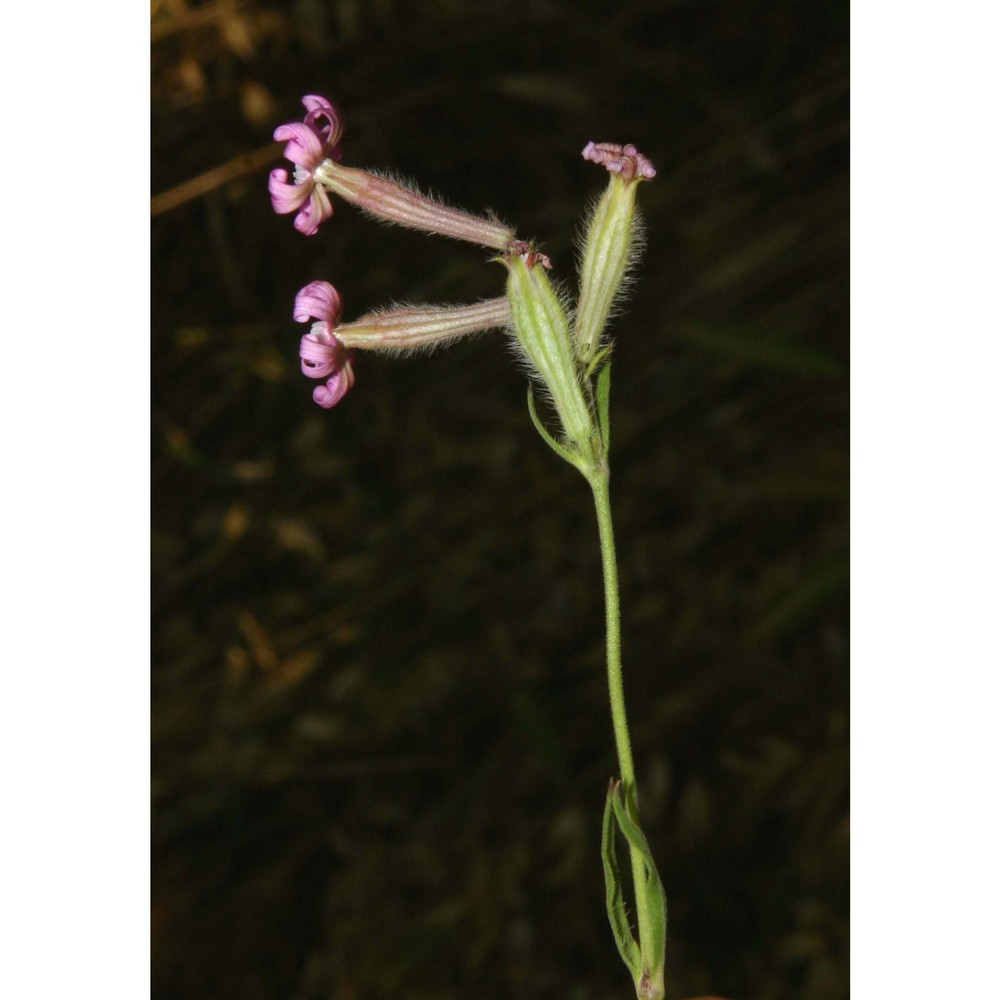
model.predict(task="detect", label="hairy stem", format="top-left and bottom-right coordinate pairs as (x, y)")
top-left (589, 467), bottom-right (652, 958)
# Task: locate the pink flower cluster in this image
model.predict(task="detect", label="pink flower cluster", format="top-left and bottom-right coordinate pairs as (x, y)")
top-left (270, 95), bottom-right (515, 409)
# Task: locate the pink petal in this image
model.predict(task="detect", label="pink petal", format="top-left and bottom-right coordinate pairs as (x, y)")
top-left (301, 95), bottom-right (344, 147)
top-left (299, 329), bottom-right (339, 378)
top-left (312, 360), bottom-right (356, 408)
top-left (293, 184), bottom-right (334, 236)
top-left (268, 168), bottom-right (310, 215)
top-left (301, 94), bottom-right (335, 116)
top-left (581, 141), bottom-right (656, 181)
top-left (294, 280), bottom-right (342, 325)
top-left (273, 121), bottom-right (324, 169)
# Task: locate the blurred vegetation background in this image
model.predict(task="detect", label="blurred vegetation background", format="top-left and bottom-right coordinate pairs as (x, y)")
top-left (152, 1), bottom-right (848, 997)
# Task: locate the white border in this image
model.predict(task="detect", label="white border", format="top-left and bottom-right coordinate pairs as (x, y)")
top-left (0, 2), bottom-right (150, 996)
top-left (852, 2), bottom-right (1000, 996)
top-left (4, 2), bottom-right (1000, 997)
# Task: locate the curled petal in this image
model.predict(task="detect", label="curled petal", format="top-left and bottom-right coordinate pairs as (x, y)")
top-left (294, 280), bottom-right (342, 325)
top-left (302, 94), bottom-right (344, 148)
top-left (301, 94), bottom-right (335, 116)
top-left (300, 328), bottom-right (339, 378)
top-left (582, 141), bottom-right (656, 182)
top-left (312, 358), bottom-right (356, 408)
top-left (268, 168), bottom-right (310, 215)
top-left (273, 121), bottom-right (325, 170)
top-left (293, 184), bottom-right (334, 236)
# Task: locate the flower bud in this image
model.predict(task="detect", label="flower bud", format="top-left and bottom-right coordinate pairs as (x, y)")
top-left (505, 251), bottom-right (594, 450)
top-left (574, 142), bottom-right (656, 364)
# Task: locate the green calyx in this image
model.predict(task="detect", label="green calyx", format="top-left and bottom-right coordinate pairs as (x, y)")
top-left (574, 175), bottom-right (641, 366)
top-left (505, 254), bottom-right (595, 454)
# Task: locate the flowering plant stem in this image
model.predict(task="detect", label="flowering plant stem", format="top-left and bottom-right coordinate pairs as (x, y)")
top-left (589, 466), bottom-right (655, 967)
top-left (270, 95), bottom-right (666, 994)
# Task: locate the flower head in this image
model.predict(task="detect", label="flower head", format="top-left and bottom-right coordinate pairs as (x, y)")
top-left (294, 280), bottom-right (356, 407)
top-left (269, 96), bottom-right (345, 236)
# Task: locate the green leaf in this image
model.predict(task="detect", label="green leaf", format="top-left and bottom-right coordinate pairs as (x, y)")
top-left (595, 362), bottom-right (612, 454)
top-left (584, 342), bottom-right (614, 378)
top-left (602, 780), bottom-right (641, 977)
top-left (526, 390), bottom-right (589, 473)
top-left (610, 782), bottom-right (667, 982)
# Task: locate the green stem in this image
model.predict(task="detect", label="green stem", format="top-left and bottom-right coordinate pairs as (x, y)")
top-left (589, 467), bottom-right (652, 958)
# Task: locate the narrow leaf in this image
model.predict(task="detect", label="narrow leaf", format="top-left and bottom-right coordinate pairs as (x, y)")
top-left (595, 362), bottom-right (612, 453)
top-left (602, 780), bottom-right (641, 976)
top-left (527, 390), bottom-right (587, 472)
top-left (611, 783), bottom-right (668, 983)
top-left (585, 342), bottom-right (614, 378)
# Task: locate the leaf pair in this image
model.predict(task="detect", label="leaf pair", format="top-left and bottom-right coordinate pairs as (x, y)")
top-left (601, 778), bottom-right (667, 1000)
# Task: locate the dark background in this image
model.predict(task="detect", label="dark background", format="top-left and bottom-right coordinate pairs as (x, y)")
top-left (152, 1), bottom-right (848, 997)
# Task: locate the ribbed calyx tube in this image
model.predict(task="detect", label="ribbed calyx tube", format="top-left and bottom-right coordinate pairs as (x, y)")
top-left (336, 298), bottom-right (510, 351)
top-left (505, 254), bottom-right (594, 449)
top-left (314, 160), bottom-right (515, 250)
top-left (574, 174), bottom-right (640, 364)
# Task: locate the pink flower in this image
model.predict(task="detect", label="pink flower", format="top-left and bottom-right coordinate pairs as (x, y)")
top-left (270, 95), bottom-right (516, 249)
top-left (294, 280), bottom-right (356, 408)
top-left (269, 96), bottom-right (345, 236)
